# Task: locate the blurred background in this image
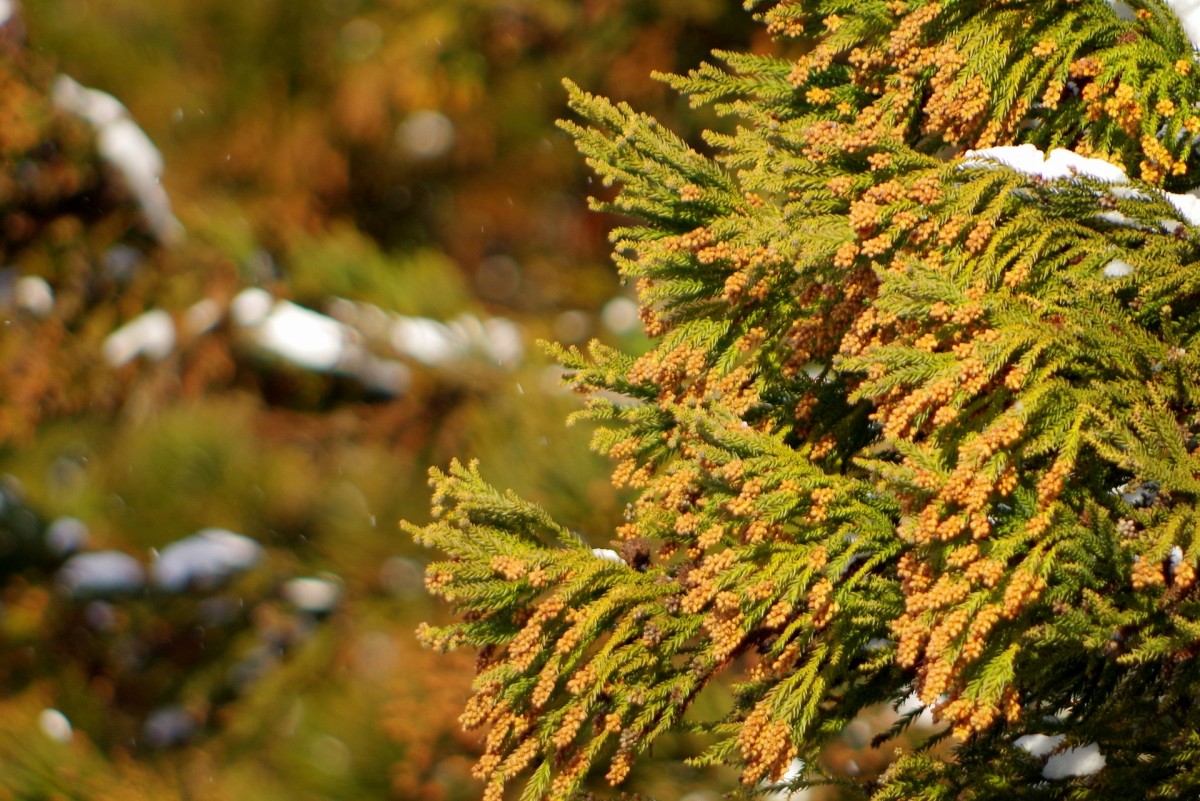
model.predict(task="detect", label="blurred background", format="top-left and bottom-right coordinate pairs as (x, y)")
top-left (0, 3), bottom-right (902, 799)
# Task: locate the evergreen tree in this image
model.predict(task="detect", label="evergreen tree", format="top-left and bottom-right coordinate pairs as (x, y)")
top-left (413, 0), bottom-right (1200, 797)
top-left (0, 3), bottom-right (752, 799)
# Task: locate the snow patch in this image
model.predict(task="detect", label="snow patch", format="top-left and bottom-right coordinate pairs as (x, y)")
top-left (591, 548), bottom-right (625, 564)
top-left (14, 276), bottom-right (53, 317)
top-left (1094, 210), bottom-right (1138, 228)
top-left (1107, 0), bottom-right (1137, 21)
top-left (1103, 259), bottom-right (1135, 278)
top-left (46, 516), bottom-right (89, 556)
top-left (482, 317), bottom-right (523, 365)
top-left (255, 300), bottom-right (351, 371)
top-left (392, 315), bottom-right (519, 365)
top-left (1163, 189), bottom-right (1200, 225)
top-left (152, 528), bottom-right (263, 592)
top-left (898, 692), bottom-right (936, 727)
top-left (227, 291), bottom-right (413, 394)
top-left (58, 550), bottom-right (145, 596)
top-left (283, 576), bottom-right (342, 614)
top-left (39, 708), bottom-right (72, 743)
top-left (1015, 734), bottom-right (1105, 780)
top-left (1170, 545), bottom-right (1187, 583)
top-left (390, 317), bottom-right (458, 364)
top-left (1015, 733), bottom-right (1064, 757)
top-left (230, 287), bottom-right (274, 327)
top-left (397, 110), bottom-right (456, 160)
top-left (1166, 0), bottom-right (1200, 51)
top-left (961, 144), bottom-right (1129, 183)
top-left (762, 758), bottom-right (812, 800)
top-left (51, 75), bottom-right (181, 243)
top-left (965, 144), bottom-right (1200, 232)
top-left (102, 309), bottom-right (176, 366)
top-left (1043, 743), bottom-right (1106, 779)
top-left (329, 296), bottom-right (524, 371)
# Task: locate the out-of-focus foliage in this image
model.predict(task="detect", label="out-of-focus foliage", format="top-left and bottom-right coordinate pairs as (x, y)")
top-left (0, 1), bottom-right (759, 800)
top-left (31, 0), bottom-right (760, 312)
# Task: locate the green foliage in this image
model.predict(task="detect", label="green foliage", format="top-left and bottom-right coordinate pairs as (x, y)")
top-left (415, 0), bottom-right (1200, 798)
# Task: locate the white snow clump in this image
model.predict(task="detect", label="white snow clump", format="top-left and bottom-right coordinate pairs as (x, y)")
top-left (1106, 0), bottom-right (1136, 21)
top-left (1043, 743), bottom-right (1106, 779)
top-left (961, 144), bottom-right (1129, 183)
top-left (38, 708), bottom-right (72, 743)
top-left (282, 576), bottom-right (342, 614)
top-left (389, 313), bottom-right (523, 367)
top-left (58, 550), bottom-right (145, 596)
top-left (1014, 733), bottom-right (1064, 757)
top-left (45, 516), bottom-right (89, 556)
top-left (151, 528), bottom-right (263, 592)
top-left (50, 75), bottom-right (182, 243)
top-left (1164, 189), bottom-right (1200, 226)
top-left (397, 110), bottom-right (456, 160)
top-left (1015, 734), bottom-right (1106, 779)
top-left (229, 291), bottom-right (412, 394)
top-left (1166, 0), bottom-right (1200, 52)
top-left (230, 287), bottom-right (275, 328)
top-left (762, 758), bottom-right (813, 800)
top-left (1103, 259), bottom-right (1135, 278)
top-left (102, 309), bottom-right (176, 366)
top-left (389, 317), bottom-right (459, 365)
top-left (14, 276), bottom-right (53, 317)
top-left (255, 300), bottom-right (351, 371)
top-left (962, 144), bottom-right (1200, 229)
top-left (897, 692), bottom-right (937, 727)
top-left (591, 548), bottom-right (625, 564)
